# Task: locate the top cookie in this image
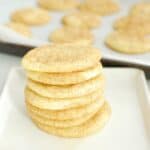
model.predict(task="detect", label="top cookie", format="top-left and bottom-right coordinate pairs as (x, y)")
top-left (38, 0), bottom-right (79, 11)
top-left (11, 7), bottom-right (50, 26)
top-left (79, 0), bottom-right (120, 16)
top-left (62, 11), bottom-right (101, 29)
top-left (22, 44), bottom-right (101, 72)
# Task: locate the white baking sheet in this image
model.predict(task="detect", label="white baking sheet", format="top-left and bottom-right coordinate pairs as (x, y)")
top-left (0, 67), bottom-right (149, 150)
top-left (0, 0), bottom-right (149, 67)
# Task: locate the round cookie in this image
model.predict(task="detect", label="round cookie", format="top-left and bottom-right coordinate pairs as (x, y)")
top-left (11, 7), bottom-right (50, 26)
top-left (62, 11), bottom-right (101, 29)
top-left (26, 63), bottom-right (102, 85)
top-left (38, 0), bottom-right (79, 11)
top-left (30, 102), bottom-right (111, 138)
top-left (130, 2), bottom-right (150, 17)
top-left (6, 22), bottom-right (32, 37)
top-left (27, 75), bottom-right (105, 98)
top-left (25, 87), bottom-right (104, 110)
top-left (79, 0), bottom-right (120, 16)
top-left (27, 104), bottom-right (98, 128)
top-left (22, 44), bottom-right (101, 72)
top-left (50, 27), bottom-right (94, 44)
top-left (105, 31), bottom-right (150, 54)
top-left (114, 16), bottom-right (150, 35)
top-left (26, 97), bottom-right (105, 120)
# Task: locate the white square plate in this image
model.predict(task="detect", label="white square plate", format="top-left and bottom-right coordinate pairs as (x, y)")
top-left (0, 68), bottom-right (150, 150)
top-left (0, 0), bottom-right (149, 67)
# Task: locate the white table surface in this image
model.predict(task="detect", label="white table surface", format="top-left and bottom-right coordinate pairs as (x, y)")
top-left (0, 53), bottom-right (149, 94)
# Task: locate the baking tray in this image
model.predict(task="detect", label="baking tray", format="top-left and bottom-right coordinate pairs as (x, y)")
top-left (0, 0), bottom-right (149, 69)
top-left (0, 67), bottom-right (149, 149)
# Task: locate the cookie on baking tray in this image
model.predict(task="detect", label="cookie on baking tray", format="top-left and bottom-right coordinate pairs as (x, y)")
top-left (62, 11), bottom-right (101, 29)
top-left (6, 22), bottom-right (32, 37)
top-left (79, 0), bottom-right (120, 16)
top-left (50, 27), bottom-right (94, 45)
top-left (105, 31), bottom-right (150, 54)
top-left (38, 0), bottom-right (79, 11)
top-left (11, 7), bottom-right (50, 26)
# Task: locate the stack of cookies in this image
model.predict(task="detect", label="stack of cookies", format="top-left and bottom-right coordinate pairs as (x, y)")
top-left (22, 44), bottom-right (111, 138)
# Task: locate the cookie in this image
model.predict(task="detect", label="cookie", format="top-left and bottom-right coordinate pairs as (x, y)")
top-left (27, 103), bottom-right (98, 128)
top-left (38, 0), bottom-right (78, 11)
top-left (114, 16), bottom-right (150, 35)
top-left (62, 11), bottom-right (101, 29)
top-left (25, 87), bottom-right (104, 110)
top-left (6, 22), bottom-right (32, 37)
top-left (105, 31), bottom-right (150, 54)
top-left (26, 63), bottom-right (102, 85)
top-left (30, 102), bottom-right (111, 138)
top-left (130, 2), bottom-right (150, 17)
top-left (27, 75), bottom-right (105, 98)
top-left (11, 7), bottom-right (50, 25)
top-left (22, 44), bottom-right (101, 72)
top-left (50, 27), bottom-right (94, 44)
top-left (79, 0), bottom-right (120, 16)
top-left (26, 97), bottom-right (105, 120)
